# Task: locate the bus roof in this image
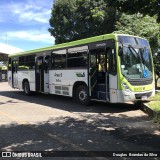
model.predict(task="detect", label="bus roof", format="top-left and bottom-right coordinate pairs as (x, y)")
top-left (8, 33), bottom-right (146, 57)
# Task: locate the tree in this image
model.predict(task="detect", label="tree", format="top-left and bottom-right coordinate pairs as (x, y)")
top-left (114, 13), bottom-right (160, 52)
top-left (108, 0), bottom-right (160, 22)
top-left (49, 0), bottom-right (118, 44)
top-left (154, 50), bottom-right (160, 89)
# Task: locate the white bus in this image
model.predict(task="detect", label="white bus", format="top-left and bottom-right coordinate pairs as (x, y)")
top-left (8, 34), bottom-right (155, 105)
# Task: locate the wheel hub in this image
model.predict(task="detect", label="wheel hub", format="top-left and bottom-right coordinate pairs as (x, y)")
top-left (79, 90), bottom-right (87, 101)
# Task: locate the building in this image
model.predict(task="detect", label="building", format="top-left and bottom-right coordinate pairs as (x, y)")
top-left (0, 43), bottom-right (23, 81)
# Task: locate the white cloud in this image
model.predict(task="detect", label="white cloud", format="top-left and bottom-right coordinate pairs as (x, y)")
top-left (18, 10), bottom-right (51, 24)
top-left (7, 30), bottom-right (55, 44)
top-left (0, 0), bottom-right (52, 24)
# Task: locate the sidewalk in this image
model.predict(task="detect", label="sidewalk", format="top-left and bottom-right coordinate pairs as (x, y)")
top-left (142, 103), bottom-right (160, 123)
top-left (142, 90), bottom-right (160, 123)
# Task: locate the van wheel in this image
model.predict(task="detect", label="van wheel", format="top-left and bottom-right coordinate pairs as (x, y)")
top-left (76, 85), bottom-right (89, 105)
top-left (24, 82), bottom-right (31, 96)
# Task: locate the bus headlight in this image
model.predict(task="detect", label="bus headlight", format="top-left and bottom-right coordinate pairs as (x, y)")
top-left (122, 82), bottom-right (131, 92)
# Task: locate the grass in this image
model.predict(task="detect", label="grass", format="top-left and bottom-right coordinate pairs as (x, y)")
top-left (147, 92), bottom-right (160, 113)
top-left (149, 92), bottom-right (160, 101)
top-left (144, 76), bottom-right (160, 122)
top-left (147, 101), bottom-right (160, 113)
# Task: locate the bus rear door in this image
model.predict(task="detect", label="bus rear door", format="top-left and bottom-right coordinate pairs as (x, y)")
top-left (35, 55), bottom-right (50, 93)
top-left (11, 59), bottom-right (18, 88)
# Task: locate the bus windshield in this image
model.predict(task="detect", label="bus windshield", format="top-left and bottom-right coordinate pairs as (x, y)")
top-left (118, 36), bottom-right (153, 79)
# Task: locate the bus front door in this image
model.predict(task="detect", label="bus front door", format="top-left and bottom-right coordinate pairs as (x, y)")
top-left (89, 48), bottom-right (109, 101)
top-left (36, 56), bottom-right (49, 93)
top-left (12, 59), bottom-right (18, 88)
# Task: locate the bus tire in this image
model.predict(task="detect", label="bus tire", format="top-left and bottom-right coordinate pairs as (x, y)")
top-left (24, 82), bottom-right (31, 96)
top-left (76, 85), bottom-right (90, 105)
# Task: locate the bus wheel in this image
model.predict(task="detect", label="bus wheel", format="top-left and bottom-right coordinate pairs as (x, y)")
top-left (76, 85), bottom-right (89, 105)
top-left (24, 82), bottom-right (31, 96)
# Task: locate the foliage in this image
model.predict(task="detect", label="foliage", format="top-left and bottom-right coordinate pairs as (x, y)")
top-left (49, 0), bottom-right (118, 44)
top-left (108, 0), bottom-right (160, 22)
top-left (49, 0), bottom-right (160, 50)
top-left (154, 51), bottom-right (160, 88)
top-left (114, 13), bottom-right (160, 52)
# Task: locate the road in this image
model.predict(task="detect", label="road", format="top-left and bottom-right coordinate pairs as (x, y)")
top-left (0, 82), bottom-right (159, 159)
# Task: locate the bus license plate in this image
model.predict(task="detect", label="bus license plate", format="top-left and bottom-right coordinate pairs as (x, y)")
top-left (142, 96), bottom-right (147, 100)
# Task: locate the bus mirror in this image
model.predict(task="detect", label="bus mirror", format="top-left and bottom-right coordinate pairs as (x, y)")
top-left (118, 47), bottom-right (123, 56)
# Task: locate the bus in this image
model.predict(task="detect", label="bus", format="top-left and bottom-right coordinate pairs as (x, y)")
top-left (0, 62), bottom-right (7, 82)
top-left (8, 34), bottom-right (155, 105)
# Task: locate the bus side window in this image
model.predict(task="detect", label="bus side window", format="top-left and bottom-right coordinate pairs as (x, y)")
top-left (67, 51), bottom-right (87, 68)
top-left (51, 52), bottom-right (66, 69)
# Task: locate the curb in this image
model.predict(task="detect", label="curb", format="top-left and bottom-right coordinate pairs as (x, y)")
top-left (141, 103), bottom-right (160, 123)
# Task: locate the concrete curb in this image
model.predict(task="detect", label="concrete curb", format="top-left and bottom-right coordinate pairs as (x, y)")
top-left (141, 103), bottom-right (160, 123)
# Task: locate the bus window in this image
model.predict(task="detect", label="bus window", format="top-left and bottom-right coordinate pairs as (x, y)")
top-left (19, 55), bottom-right (35, 70)
top-left (26, 55), bottom-right (35, 69)
top-left (52, 52), bottom-right (66, 69)
top-left (67, 50), bottom-right (87, 68)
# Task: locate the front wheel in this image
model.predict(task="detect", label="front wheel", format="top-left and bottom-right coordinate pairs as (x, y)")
top-left (24, 82), bottom-right (31, 96)
top-left (76, 85), bottom-right (90, 105)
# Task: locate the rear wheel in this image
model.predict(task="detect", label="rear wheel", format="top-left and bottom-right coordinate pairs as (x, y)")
top-left (76, 85), bottom-right (90, 105)
top-left (24, 82), bottom-right (31, 96)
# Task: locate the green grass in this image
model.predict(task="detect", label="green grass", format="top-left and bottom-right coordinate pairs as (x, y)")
top-left (147, 92), bottom-right (160, 112)
top-left (147, 101), bottom-right (160, 112)
top-left (149, 92), bottom-right (160, 101)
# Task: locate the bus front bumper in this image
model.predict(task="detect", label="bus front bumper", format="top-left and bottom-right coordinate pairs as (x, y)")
top-left (117, 89), bottom-right (155, 103)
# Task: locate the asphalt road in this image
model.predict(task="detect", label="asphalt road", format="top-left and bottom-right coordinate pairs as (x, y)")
top-left (0, 82), bottom-right (159, 160)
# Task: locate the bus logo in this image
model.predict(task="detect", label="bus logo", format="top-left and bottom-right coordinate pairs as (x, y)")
top-left (76, 72), bottom-right (85, 77)
top-left (96, 43), bottom-right (106, 48)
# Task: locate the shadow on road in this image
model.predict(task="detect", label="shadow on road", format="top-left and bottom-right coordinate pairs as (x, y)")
top-left (0, 90), bottom-right (138, 114)
top-left (0, 89), bottom-right (160, 154)
top-left (0, 115), bottom-right (159, 152)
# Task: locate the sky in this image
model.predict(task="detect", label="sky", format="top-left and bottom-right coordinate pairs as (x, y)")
top-left (0, 0), bottom-right (55, 51)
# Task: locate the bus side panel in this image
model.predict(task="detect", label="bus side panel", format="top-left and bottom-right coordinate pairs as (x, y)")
top-left (49, 69), bottom-right (88, 97)
top-left (28, 70), bottom-right (36, 91)
top-left (18, 70), bottom-right (35, 91)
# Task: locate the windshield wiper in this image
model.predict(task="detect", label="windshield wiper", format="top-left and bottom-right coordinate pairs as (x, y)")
top-left (128, 45), bottom-right (139, 58)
